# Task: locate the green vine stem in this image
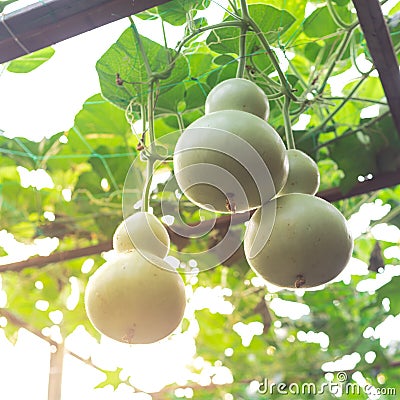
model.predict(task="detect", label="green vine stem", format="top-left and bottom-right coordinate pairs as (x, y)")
top-left (301, 71), bottom-right (371, 143)
top-left (370, 204), bottom-right (400, 228)
top-left (176, 112), bottom-right (185, 133)
top-left (283, 96), bottom-right (296, 149)
top-left (228, 0), bottom-right (239, 14)
top-left (141, 80), bottom-right (157, 213)
top-left (129, 18), bottom-right (158, 214)
top-left (147, 80), bottom-right (156, 149)
top-left (161, 19), bottom-right (171, 62)
top-left (236, 0), bottom-right (249, 78)
top-left (239, 0), bottom-right (297, 148)
top-left (286, 56), bottom-right (308, 90)
top-left (314, 109), bottom-right (391, 150)
top-left (350, 33), bottom-right (366, 75)
top-left (250, 21), bottom-right (297, 101)
top-left (324, 96), bottom-right (387, 106)
top-left (326, 0), bottom-right (353, 30)
top-left (237, 26), bottom-right (248, 78)
top-left (240, 3), bottom-right (297, 102)
top-left (174, 20), bottom-right (244, 56)
top-left (317, 27), bottom-right (355, 94)
top-left (248, 56), bottom-right (282, 89)
top-left (141, 156), bottom-right (156, 213)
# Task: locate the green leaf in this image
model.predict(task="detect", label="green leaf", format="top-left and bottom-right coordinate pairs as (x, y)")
top-left (343, 77), bottom-right (385, 101)
top-left (213, 54), bottom-right (235, 65)
top-left (377, 276), bottom-right (400, 315)
top-left (2, 322), bottom-right (19, 344)
top-left (7, 47), bottom-right (55, 73)
top-left (48, 94), bottom-right (136, 171)
top-left (0, 134), bottom-right (62, 170)
top-left (332, 0), bottom-right (350, 5)
top-left (71, 94), bottom-right (132, 148)
top-left (206, 62), bottom-right (237, 88)
top-left (388, 12), bottom-right (400, 47)
top-left (207, 5), bottom-right (295, 55)
top-left (157, 0), bottom-right (210, 26)
top-left (247, 0), bottom-right (305, 42)
top-left (329, 134), bottom-right (377, 193)
top-left (95, 367), bottom-right (125, 390)
top-left (303, 6), bottom-right (339, 38)
top-left (0, 0), bottom-right (19, 14)
top-left (303, 41), bottom-right (333, 64)
top-left (96, 28), bottom-right (189, 109)
top-left (186, 52), bottom-right (214, 79)
top-left (389, 4), bottom-right (400, 16)
top-left (249, 4), bottom-right (296, 45)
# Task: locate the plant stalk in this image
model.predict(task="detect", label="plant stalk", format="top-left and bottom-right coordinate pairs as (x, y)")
top-left (237, 25), bottom-right (248, 78)
top-left (326, 0), bottom-right (353, 29)
top-left (318, 28), bottom-right (355, 94)
top-left (245, 18), bottom-right (297, 101)
top-left (301, 72), bottom-right (370, 143)
top-left (314, 109), bottom-right (391, 150)
top-left (283, 96), bottom-right (296, 149)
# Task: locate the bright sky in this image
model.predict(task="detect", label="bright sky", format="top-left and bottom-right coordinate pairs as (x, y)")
top-left (1, 0), bottom-right (400, 399)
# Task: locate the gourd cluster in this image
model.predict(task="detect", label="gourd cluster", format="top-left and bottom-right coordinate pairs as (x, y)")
top-left (174, 78), bottom-right (353, 289)
top-left (85, 212), bottom-right (186, 344)
top-left (84, 78), bottom-right (353, 345)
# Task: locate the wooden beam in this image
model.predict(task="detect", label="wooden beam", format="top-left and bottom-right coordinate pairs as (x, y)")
top-left (352, 0), bottom-right (400, 137)
top-left (0, 0), bottom-right (169, 64)
top-left (1, 168), bottom-right (399, 273)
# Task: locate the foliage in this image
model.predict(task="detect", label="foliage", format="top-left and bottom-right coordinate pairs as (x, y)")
top-left (1, 0), bottom-right (400, 398)
top-left (6, 47), bottom-right (55, 73)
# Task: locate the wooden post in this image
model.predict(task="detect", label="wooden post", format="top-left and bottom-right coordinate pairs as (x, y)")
top-left (48, 342), bottom-right (65, 400)
top-left (352, 0), bottom-right (400, 138)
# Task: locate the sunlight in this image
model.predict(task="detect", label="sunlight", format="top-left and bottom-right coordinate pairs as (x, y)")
top-left (17, 166), bottom-right (54, 189)
top-left (269, 298), bottom-right (310, 320)
top-left (0, 229), bottom-right (59, 264)
top-left (321, 352), bottom-right (361, 372)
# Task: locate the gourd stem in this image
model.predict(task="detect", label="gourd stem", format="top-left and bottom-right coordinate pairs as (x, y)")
top-left (237, 25), bottom-right (248, 78)
top-left (141, 80), bottom-right (157, 213)
top-left (142, 157), bottom-right (155, 213)
top-left (245, 18), bottom-right (297, 102)
top-left (129, 22), bottom-right (156, 213)
top-left (284, 96), bottom-right (296, 150)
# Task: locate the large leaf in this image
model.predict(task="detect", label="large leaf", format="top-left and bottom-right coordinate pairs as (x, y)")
top-left (206, 5), bottom-right (296, 55)
top-left (303, 6), bottom-right (339, 38)
top-left (0, 133), bottom-right (63, 170)
top-left (96, 28), bottom-right (189, 109)
top-left (343, 77), bottom-right (385, 101)
top-left (247, 0), bottom-right (306, 44)
top-left (47, 94), bottom-right (135, 171)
